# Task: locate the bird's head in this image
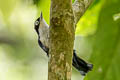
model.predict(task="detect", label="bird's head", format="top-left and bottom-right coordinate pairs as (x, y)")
top-left (34, 12), bottom-right (43, 34)
top-left (34, 12), bottom-right (49, 35)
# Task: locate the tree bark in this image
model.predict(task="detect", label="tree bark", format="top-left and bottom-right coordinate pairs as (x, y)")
top-left (48, 0), bottom-right (94, 80)
top-left (73, 0), bottom-right (94, 25)
top-left (48, 0), bottom-right (75, 80)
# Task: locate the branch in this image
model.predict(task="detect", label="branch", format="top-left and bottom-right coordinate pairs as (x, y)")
top-left (72, 0), bottom-right (94, 24)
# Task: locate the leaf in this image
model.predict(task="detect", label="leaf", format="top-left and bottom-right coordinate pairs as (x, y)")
top-left (85, 0), bottom-right (120, 80)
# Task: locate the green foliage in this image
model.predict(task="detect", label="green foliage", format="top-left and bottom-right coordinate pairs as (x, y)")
top-left (33, 0), bottom-right (41, 5)
top-left (76, 2), bottom-right (102, 36)
top-left (0, 0), bottom-right (19, 20)
top-left (35, 0), bottom-right (50, 24)
top-left (0, 0), bottom-right (120, 80)
top-left (84, 0), bottom-right (120, 80)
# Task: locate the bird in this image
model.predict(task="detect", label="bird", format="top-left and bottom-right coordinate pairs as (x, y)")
top-left (34, 12), bottom-right (93, 76)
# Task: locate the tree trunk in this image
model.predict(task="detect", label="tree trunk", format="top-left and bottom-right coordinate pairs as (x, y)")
top-left (48, 0), bottom-right (75, 80)
top-left (48, 0), bottom-right (94, 80)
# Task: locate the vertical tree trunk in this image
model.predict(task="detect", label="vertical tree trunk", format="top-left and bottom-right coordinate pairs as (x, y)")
top-left (48, 0), bottom-right (94, 79)
top-left (48, 0), bottom-right (75, 80)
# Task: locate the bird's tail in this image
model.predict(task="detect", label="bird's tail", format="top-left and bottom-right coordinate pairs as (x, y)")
top-left (72, 50), bottom-right (93, 76)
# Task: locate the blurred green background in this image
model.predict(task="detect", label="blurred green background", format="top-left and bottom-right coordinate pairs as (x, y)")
top-left (0, 0), bottom-right (120, 80)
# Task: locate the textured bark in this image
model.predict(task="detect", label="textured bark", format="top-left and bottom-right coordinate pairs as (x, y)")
top-left (73, 0), bottom-right (94, 24)
top-left (48, 0), bottom-right (94, 80)
top-left (48, 0), bottom-right (75, 80)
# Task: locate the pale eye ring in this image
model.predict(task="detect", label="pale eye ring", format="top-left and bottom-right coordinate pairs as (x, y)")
top-left (35, 21), bottom-right (39, 26)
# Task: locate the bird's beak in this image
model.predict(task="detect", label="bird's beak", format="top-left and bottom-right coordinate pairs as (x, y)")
top-left (40, 12), bottom-right (43, 20)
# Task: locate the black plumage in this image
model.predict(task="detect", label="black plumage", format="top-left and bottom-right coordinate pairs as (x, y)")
top-left (34, 12), bottom-right (93, 76)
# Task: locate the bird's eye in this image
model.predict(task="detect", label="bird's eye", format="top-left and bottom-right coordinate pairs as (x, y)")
top-left (35, 21), bottom-right (39, 26)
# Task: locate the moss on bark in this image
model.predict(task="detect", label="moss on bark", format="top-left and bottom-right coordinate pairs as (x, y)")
top-left (48, 0), bottom-right (94, 79)
top-left (48, 0), bottom-right (75, 80)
